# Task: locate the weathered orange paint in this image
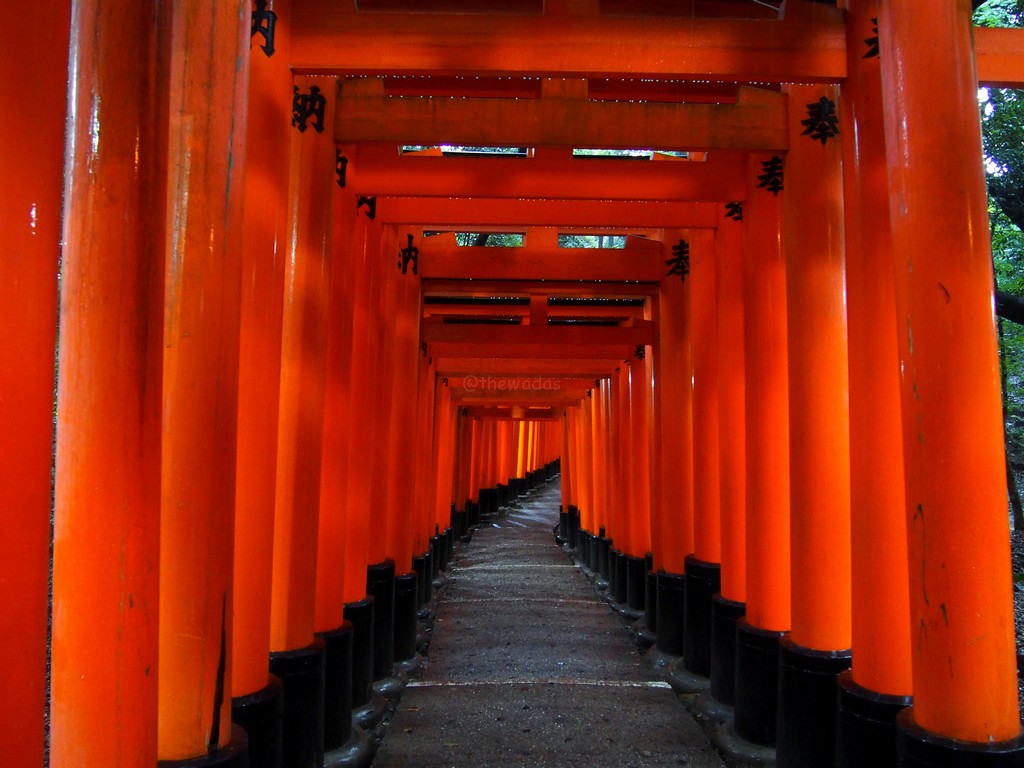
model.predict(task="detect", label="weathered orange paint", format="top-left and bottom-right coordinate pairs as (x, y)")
top-left (715, 209), bottom-right (748, 605)
top-left (315, 174), bottom-right (358, 634)
top-left (384, 225), bottom-right (423, 575)
top-left (268, 76), bottom-right (334, 654)
top-left (628, 357), bottom-right (654, 556)
top-left (743, 154), bottom-right (791, 634)
top-left (341, 211), bottom-right (377, 604)
top-left (157, 0), bottom-right (249, 757)
top-left (51, 2), bottom-right (165, 764)
top-left (233, 0), bottom-right (292, 698)
top-left (784, 83), bottom-right (852, 652)
top-left (880, 0), bottom-right (1020, 742)
top-left (291, 3), bottom-right (847, 83)
top-left (337, 78), bottom-right (787, 152)
top-left (842, 0), bottom-right (912, 698)
top-left (652, 241), bottom-right (694, 573)
top-left (1, 2), bottom-right (67, 764)
top-left (346, 144), bottom-right (746, 203)
top-left (691, 230), bottom-right (722, 565)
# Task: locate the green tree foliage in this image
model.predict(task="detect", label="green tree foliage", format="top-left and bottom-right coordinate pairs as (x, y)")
top-left (975, 1), bottom-right (1024, 514)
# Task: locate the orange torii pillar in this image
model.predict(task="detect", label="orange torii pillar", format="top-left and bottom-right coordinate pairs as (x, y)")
top-left (314, 146), bottom-right (370, 764)
top-left (341, 194), bottom-right (388, 733)
top-left (231, 1), bottom-right (291, 763)
top-left (708, 204), bottom-right (749, 714)
top-left (558, 408), bottom-right (576, 544)
top-left (364, 218), bottom-right (403, 698)
top-left (1, 4), bottom-right (66, 765)
top-left (880, 2), bottom-right (1024, 763)
top-left (726, 152), bottom-right (791, 754)
top-left (682, 228), bottom-right (723, 688)
top-left (775, 82), bottom-right (853, 768)
top-left (267, 73), bottom-right (336, 768)
top-left (157, 2), bottom-right (250, 763)
top-left (624, 354), bottom-right (654, 617)
top-left (573, 395), bottom-right (595, 554)
top-left (608, 365), bottom-right (632, 607)
top-left (458, 414), bottom-right (478, 533)
top-left (50, 3), bottom-right (163, 764)
top-left (594, 379), bottom-right (614, 588)
top-left (430, 375), bottom-right (457, 573)
top-left (410, 357), bottom-right (436, 611)
top-left (651, 244), bottom-right (694, 666)
top-left (382, 225), bottom-right (424, 678)
top-left (836, 4), bottom-right (913, 764)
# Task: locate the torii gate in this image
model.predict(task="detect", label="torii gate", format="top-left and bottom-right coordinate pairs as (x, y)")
top-left (5, 2), bottom-right (1024, 768)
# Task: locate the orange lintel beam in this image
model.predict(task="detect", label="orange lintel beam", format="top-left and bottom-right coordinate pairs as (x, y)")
top-left (421, 320), bottom-right (655, 348)
top-left (430, 342), bottom-right (639, 360)
top-left (291, 6), bottom-right (846, 82)
top-left (345, 144), bottom-right (747, 202)
top-left (419, 245), bottom-right (665, 282)
top-left (462, 406), bottom-right (561, 421)
top-left (433, 357), bottom-right (621, 378)
top-left (376, 197), bottom-right (719, 229)
top-left (423, 305), bottom-right (644, 320)
top-left (423, 279), bottom-right (655, 298)
top-left (975, 27), bottom-right (1024, 88)
top-left (337, 79), bottom-right (787, 153)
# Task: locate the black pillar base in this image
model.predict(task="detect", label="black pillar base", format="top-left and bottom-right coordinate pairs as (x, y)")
top-left (323, 724), bottom-right (372, 768)
top-left (269, 639), bottom-right (326, 768)
top-left (444, 527), bottom-right (454, 566)
top-left (683, 556), bottom-right (720, 679)
top-left (231, 675), bottom-right (284, 768)
top-left (836, 670), bottom-right (911, 768)
top-left (644, 568), bottom-right (658, 635)
top-left (318, 622), bottom-right (354, 752)
top-left (343, 597), bottom-right (375, 713)
top-left (596, 535), bottom-right (610, 590)
top-left (709, 594), bottom-right (745, 708)
top-left (897, 708), bottom-right (1024, 767)
top-left (733, 620), bottom-right (786, 748)
top-left (651, 573), bottom-right (684, 663)
top-left (625, 555), bottom-right (647, 613)
top-left (557, 507), bottom-right (568, 545)
top-left (613, 550), bottom-right (628, 605)
top-left (393, 572), bottom-right (419, 665)
top-left (412, 554), bottom-right (428, 610)
top-left (158, 725), bottom-right (249, 768)
top-left (366, 559), bottom-right (395, 682)
top-left (776, 636), bottom-right (851, 768)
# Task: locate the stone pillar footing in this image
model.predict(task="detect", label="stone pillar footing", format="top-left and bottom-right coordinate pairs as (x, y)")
top-left (323, 725), bottom-right (372, 768)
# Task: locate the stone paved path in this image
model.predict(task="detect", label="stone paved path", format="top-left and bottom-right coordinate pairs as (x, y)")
top-left (372, 479), bottom-right (727, 768)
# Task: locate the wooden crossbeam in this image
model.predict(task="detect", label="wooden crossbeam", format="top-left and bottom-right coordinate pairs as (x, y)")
top-left (291, 5), bottom-right (847, 82)
top-left (423, 304), bottom-right (645, 320)
top-left (460, 406), bottom-right (562, 421)
top-left (294, 4), bottom-right (1022, 87)
top-left (433, 357), bottom-right (620, 378)
top-left (421, 320), bottom-right (655, 347)
top-left (418, 241), bottom-right (668, 281)
top-left (429, 341), bottom-right (641, 360)
top-left (422, 279), bottom-right (656, 298)
top-left (376, 197), bottom-right (720, 229)
top-left (336, 79), bottom-right (788, 152)
top-left (344, 145), bottom-right (747, 202)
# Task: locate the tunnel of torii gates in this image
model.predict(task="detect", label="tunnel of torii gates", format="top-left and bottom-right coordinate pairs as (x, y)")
top-left (6, 1), bottom-right (1024, 767)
